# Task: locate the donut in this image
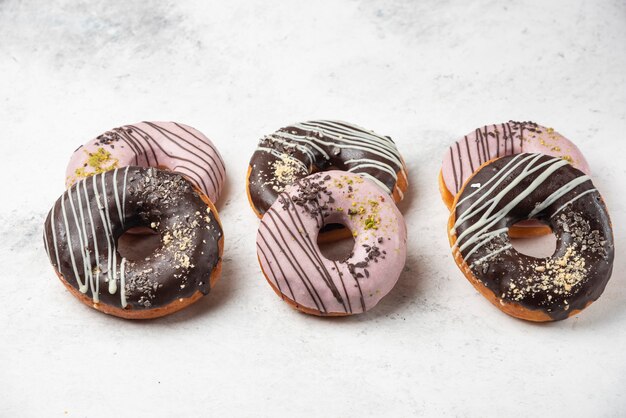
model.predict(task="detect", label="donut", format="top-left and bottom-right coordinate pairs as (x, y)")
top-left (43, 166), bottom-right (224, 319)
top-left (65, 121), bottom-right (226, 205)
top-left (448, 153), bottom-right (614, 322)
top-left (439, 121), bottom-right (590, 237)
top-left (256, 171), bottom-right (407, 316)
top-left (246, 120), bottom-right (408, 218)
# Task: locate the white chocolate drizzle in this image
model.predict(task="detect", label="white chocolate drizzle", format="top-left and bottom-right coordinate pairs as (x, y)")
top-left (453, 153), bottom-right (593, 265)
top-left (550, 188), bottom-right (598, 218)
top-left (120, 257), bottom-right (128, 308)
top-left (48, 168), bottom-right (129, 305)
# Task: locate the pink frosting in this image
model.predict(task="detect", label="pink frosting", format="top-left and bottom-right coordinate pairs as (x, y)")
top-left (65, 121), bottom-right (226, 204)
top-left (256, 171), bottom-right (407, 315)
top-left (442, 121), bottom-right (590, 196)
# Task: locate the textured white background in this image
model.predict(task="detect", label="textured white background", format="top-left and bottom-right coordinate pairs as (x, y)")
top-left (1, 1), bottom-right (625, 417)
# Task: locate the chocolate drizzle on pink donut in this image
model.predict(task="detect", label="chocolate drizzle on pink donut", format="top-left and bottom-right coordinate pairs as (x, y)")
top-left (66, 121), bottom-right (226, 204)
top-left (256, 171), bottom-right (406, 315)
top-left (443, 121), bottom-right (590, 196)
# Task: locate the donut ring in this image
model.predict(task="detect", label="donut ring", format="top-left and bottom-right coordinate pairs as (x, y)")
top-left (256, 171), bottom-right (407, 316)
top-left (246, 120), bottom-right (408, 219)
top-left (448, 153), bottom-right (614, 322)
top-left (440, 121), bottom-right (590, 237)
top-left (43, 167), bottom-right (224, 319)
top-left (65, 121), bottom-right (226, 205)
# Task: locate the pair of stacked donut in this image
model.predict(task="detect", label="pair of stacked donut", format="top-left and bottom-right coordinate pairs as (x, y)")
top-left (43, 122), bottom-right (226, 319)
top-left (246, 120), bottom-right (409, 316)
top-left (440, 121), bottom-right (615, 321)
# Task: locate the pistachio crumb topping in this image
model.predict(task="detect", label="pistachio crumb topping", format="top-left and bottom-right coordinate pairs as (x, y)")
top-left (73, 147), bottom-right (119, 182)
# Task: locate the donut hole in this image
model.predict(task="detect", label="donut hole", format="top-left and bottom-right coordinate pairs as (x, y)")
top-left (508, 222), bottom-right (557, 258)
top-left (317, 223), bottom-right (355, 262)
top-left (117, 227), bottom-right (161, 261)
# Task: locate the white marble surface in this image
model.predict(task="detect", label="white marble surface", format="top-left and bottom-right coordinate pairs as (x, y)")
top-left (1, 0), bottom-right (625, 416)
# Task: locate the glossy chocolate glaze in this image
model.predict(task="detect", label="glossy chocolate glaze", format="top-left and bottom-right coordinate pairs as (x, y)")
top-left (43, 167), bottom-right (223, 311)
top-left (248, 120), bottom-right (407, 215)
top-left (452, 153), bottom-right (614, 320)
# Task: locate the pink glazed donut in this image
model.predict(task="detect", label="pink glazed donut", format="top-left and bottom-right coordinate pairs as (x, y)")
top-left (256, 171), bottom-right (407, 316)
top-left (439, 121), bottom-right (590, 237)
top-left (65, 121), bottom-right (226, 204)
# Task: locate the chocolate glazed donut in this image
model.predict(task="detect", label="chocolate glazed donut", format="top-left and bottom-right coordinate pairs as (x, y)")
top-left (448, 153), bottom-right (614, 321)
top-left (246, 120), bottom-right (408, 217)
top-left (43, 167), bottom-right (224, 319)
